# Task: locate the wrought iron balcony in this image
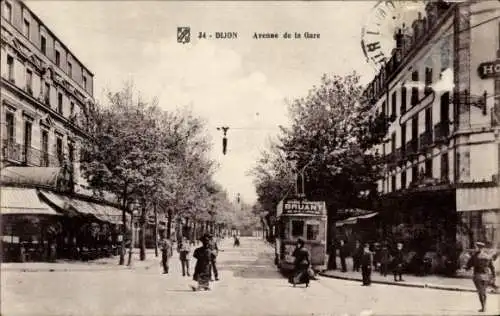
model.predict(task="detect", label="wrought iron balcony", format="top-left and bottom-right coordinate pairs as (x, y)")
top-left (434, 121), bottom-right (450, 143)
top-left (2, 139), bottom-right (61, 167)
top-left (419, 130), bottom-right (433, 151)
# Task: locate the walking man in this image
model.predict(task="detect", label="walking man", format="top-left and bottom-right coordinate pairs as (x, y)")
top-left (160, 232), bottom-right (173, 274)
top-left (361, 243), bottom-right (373, 286)
top-left (339, 240), bottom-right (348, 272)
top-left (209, 235), bottom-right (219, 281)
top-left (177, 237), bottom-right (191, 277)
top-left (466, 241), bottom-right (496, 313)
top-left (392, 242), bottom-right (404, 282)
top-left (379, 243), bottom-right (390, 277)
top-left (352, 240), bottom-right (362, 272)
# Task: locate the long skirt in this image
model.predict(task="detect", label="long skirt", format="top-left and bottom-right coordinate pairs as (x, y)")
top-left (289, 264), bottom-right (310, 285)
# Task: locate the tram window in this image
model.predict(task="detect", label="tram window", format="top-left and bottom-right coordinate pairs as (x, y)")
top-left (306, 224), bottom-right (320, 240)
top-left (291, 220), bottom-right (304, 237)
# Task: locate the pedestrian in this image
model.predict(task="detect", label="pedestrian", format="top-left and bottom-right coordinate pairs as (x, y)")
top-left (392, 242), bottom-right (404, 282)
top-left (191, 234), bottom-right (214, 291)
top-left (289, 238), bottom-right (311, 288)
top-left (159, 232), bottom-right (173, 274)
top-left (327, 239), bottom-right (337, 270)
top-left (353, 240), bottom-right (362, 272)
top-left (177, 237), bottom-right (191, 277)
top-left (209, 235), bottom-right (219, 281)
top-left (361, 243), bottom-right (373, 286)
top-left (233, 235), bottom-right (240, 247)
top-left (339, 239), bottom-right (348, 272)
top-left (466, 241), bottom-right (496, 313)
top-left (379, 243), bottom-right (390, 277)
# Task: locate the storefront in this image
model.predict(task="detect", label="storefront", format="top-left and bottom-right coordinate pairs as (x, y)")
top-left (1, 166), bottom-right (128, 262)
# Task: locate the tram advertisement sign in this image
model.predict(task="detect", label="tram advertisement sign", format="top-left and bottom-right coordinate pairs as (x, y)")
top-left (282, 200), bottom-right (326, 216)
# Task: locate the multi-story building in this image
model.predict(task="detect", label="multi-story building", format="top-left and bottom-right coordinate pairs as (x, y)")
top-left (1, 0), bottom-right (94, 173)
top-left (364, 0), bottom-right (500, 257)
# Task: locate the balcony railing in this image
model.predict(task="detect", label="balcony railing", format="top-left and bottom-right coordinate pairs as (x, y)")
top-left (2, 139), bottom-right (62, 167)
top-left (434, 121), bottom-right (450, 143)
top-left (405, 139), bottom-right (418, 157)
top-left (419, 130), bottom-right (433, 151)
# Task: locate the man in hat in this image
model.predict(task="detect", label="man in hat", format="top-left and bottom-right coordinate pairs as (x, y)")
top-left (392, 242), bottom-right (404, 282)
top-left (466, 241), bottom-right (496, 312)
top-left (159, 231), bottom-right (173, 274)
top-left (208, 235), bottom-right (220, 281)
top-left (360, 243), bottom-right (373, 286)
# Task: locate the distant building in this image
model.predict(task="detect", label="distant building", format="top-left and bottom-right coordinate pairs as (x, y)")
top-left (362, 0), bottom-right (500, 257)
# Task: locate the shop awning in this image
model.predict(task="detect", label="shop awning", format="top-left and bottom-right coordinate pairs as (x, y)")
top-left (336, 212), bottom-right (378, 227)
top-left (39, 190), bottom-right (127, 225)
top-left (1, 187), bottom-right (60, 216)
top-left (0, 167), bottom-right (61, 188)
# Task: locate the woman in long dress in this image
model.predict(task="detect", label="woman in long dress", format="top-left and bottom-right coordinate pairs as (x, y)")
top-left (290, 238), bottom-right (311, 288)
top-left (191, 234), bottom-right (214, 291)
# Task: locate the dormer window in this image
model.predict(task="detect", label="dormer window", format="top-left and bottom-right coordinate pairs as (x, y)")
top-left (67, 61), bottom-right (73, 77)
top-left (23, 19), bottom-right (30, 39)
top-left (83, 75), bottom-right (87, 90)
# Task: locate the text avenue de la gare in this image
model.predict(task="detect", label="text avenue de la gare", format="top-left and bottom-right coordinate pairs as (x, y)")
top-left (197, 32), bottom-right (321, 40)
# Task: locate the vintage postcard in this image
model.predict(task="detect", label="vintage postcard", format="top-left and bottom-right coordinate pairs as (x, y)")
top-left (1, 0), bottom-right (499, 315)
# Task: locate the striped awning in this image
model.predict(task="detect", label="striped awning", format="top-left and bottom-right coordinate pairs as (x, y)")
top-left (1, 187), bottom-right (60, 216)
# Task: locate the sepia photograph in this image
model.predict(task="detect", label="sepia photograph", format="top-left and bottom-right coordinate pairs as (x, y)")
top-left (0, 0), bottom-right (499, 315)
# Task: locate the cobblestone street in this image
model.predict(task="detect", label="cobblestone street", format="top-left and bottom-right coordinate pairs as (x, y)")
top-left (2, 237), bottom-right (499, 316)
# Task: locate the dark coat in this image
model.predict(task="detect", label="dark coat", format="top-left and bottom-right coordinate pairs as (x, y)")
top-left (192, 246), bottom-right (213, 282)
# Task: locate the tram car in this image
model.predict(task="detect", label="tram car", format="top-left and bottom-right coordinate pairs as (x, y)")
top-left (274, 199), bottom-right (327, 273)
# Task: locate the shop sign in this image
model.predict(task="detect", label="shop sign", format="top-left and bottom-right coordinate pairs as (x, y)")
top-left (282, 200), bottom-right (326, 216)
top-left (478, 60), bottom-right (500, 79)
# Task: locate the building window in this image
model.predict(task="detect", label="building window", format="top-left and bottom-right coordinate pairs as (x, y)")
top-left (441, 153), bottom-right (449, 181)
top-left (440, 92), bottom-right (450, 122)
top-left (70, 101), bottom-right (75, 117)
top-left (26, 69), bottom-right (33, 94)
top-left (23, 19), bottom-right (30, 39)
top-left (425, 67), bottom-right (433, 95)
top-left (291, 220), bottom-right (304, 238)
top-left (391, 91), bottom-right (397, 117)
top-left (67, 61), bottom-right (72, 77)
top-left (3, 1), bottom-right (12, 22)
top-left (23, 121), bottom-right (32, 163)
top-left (83, 75), bottom-right (87, 90)
top-left (401, 122), bottom-right (406, 154)
top-left (56, 137), bottom-right (63, 164)
top-left (425, 107), bottom-right (432, 132)
top-left (41, 35), bottom-right (46, 54)
top-left (401, 86), bottom-right (407, 113)
top-left (68, 142), bottom-right (74, 162)
top-left (412, 164), bottom-right (419, 182)
top-left (391, 133), bottom-right (396, 154)
top-left (401, 170), bottom-right (407, 189)
top-left (306, 224), bottom-right (319, 241)
top-left (5, 112), bottom-right (15, 141)
top-left (57, 93), bottom-right (63, 114)
top-left (411, 71), bottom-right (419, 106)
top-left (7, 55), bottom-right (15, 82)
top-left (425, 158), bottom-right (433, 178)
top-left (411, 116), bottom-right (418, 140)
top-left (381, 101), bottom-right (386, 117)
top-left (41, 130), bottom-right (49, 167)
top-left (391, 174), bottom-right (396, 192)
top-left (55, 50), bottom-right (61, 66)
top-left (44, 83), bottom-right (50, 105)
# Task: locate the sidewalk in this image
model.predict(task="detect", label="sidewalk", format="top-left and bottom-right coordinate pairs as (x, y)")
top-left (1, 249), bottom-right (161, 272)
top-left (319, 257), bottom-right (499, 294)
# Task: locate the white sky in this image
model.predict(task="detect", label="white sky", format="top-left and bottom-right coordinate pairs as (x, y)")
top-left (26, 1), bottom-right (387, 204)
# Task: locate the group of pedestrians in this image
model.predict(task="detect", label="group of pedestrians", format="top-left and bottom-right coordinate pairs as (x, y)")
top-left (157, 232), bottom-right (220, 291)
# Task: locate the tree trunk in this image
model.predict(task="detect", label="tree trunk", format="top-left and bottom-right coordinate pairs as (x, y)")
top-left (192, 220), bottom-right (197, 244)
top-left (119, 209), bottom-right (126, 265)
top-left (139, 206), bottom-right (146, 261)
top-left (167, 209), bottom-right (173, 238)
top-left (127, 214), bottom-right (134, 266)
top-left (154, 203), bottom-right (158, 257)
